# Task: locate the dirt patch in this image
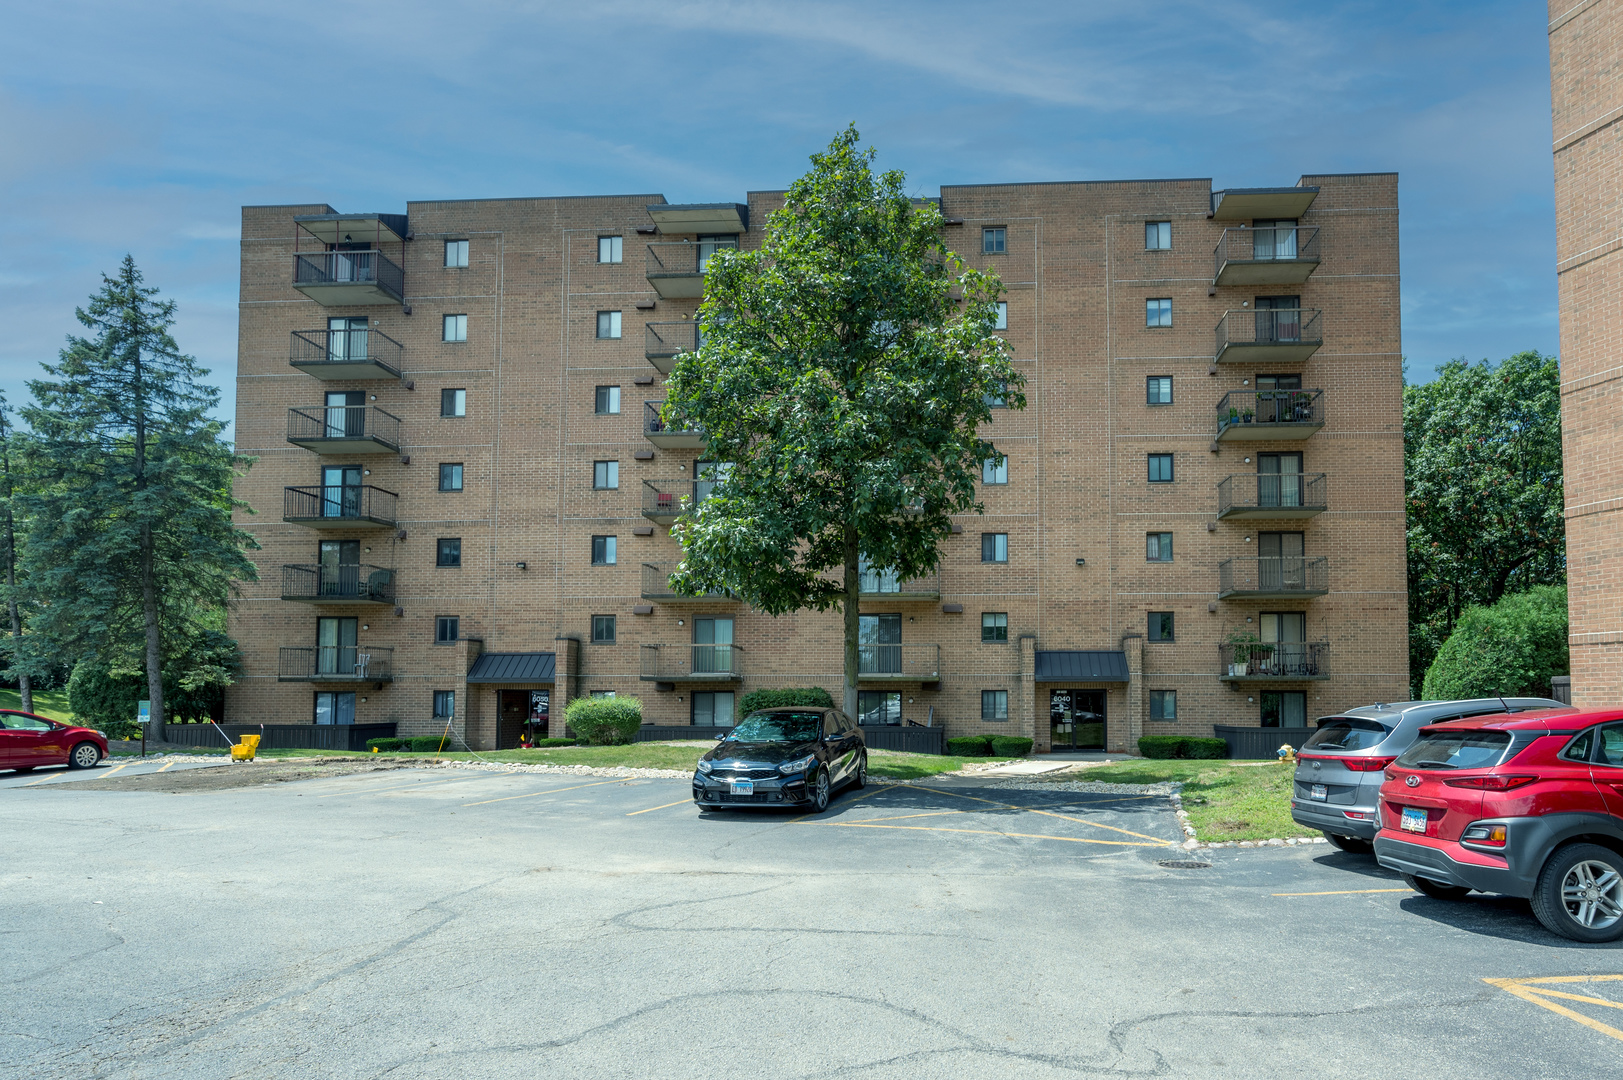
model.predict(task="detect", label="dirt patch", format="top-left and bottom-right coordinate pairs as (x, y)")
top-left (59, 758), bottom-right (412, 793)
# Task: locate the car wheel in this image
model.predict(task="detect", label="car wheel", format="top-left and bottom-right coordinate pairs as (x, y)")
top-left (1324, 832), bottom-right (1372, 854)
top-left (69, 742), bottom-right (102, 769)
top-left (808, 767), bottom-right (831, 813)
top-left (1530, 843), bottom-right (1623, 942)
top-left (854, 752), bottom-right (868, 790)
top-left (1402, 873), bottom-right (1472, 901)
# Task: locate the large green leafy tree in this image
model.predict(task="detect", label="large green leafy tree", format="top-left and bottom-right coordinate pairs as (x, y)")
top-left (664, 127), bottom-right (1023, 716)
top-left (20, 256), bottom-right (258, 740)
top-left (0, 397), bottom-right (36, 713)
top-left (1404, 351), bottom-right (1564, 696)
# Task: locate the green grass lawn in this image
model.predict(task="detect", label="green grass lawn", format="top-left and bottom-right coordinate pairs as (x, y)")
top-left (1071, 759), bottom-right (1309, 842)
top-left (0, 688), bottom-right (73, 722)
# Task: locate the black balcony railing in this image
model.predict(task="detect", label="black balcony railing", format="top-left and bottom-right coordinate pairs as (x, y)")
top-left (1218, 556), bottom-right (1331, 597)
top-left (1214, 389), bottom-right (1324, 432)
top-left (645, 240), bottom-right (738, 277)
top-left (287, 406), bottom-right (402, 450)
top-left (644, 400), bottom-right (704, 439)
top-left (292, 250), bottom-right (404, 299)
top-left (278, 645), bottom-right (395, 682)
top-left (283, 485), bottom-right (398, 526)
top-left (1219, 641), bottom-right (1329, 680)
top-left (281, 564), bottom-right (396, 604)
top-left (858, 568), bottom-right (942, 599)
top-left (640, 643), bottom-right (743, 681)
top-left (1213, 226), bottom-right (1320, 278)
top-left (857, 644), bottom-right (940, 680)
top-left (1215, 308), bottom-right (1323, 358)
top-left (640, 563), bottom-right (732, 601)
top-left (289, 328), bottom-right (403, 378)
top-left (645, 321), bottom-right (699, 367)
top-left (1217, 474), bottom-right (1328, 517)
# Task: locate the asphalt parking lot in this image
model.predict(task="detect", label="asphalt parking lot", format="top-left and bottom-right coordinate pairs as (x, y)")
top-left (3, 762), bottom-right (1620, 1079)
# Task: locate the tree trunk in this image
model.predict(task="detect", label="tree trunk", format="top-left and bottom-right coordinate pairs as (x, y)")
top-left (140, 521), bottom-right (165, 742)
top-left (842, 524), bottom-right (860, 718)
top-left (0, 430), bottom-right (27, 714)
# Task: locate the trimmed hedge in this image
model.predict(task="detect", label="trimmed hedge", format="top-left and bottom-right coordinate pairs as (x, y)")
top-left (1422, 585), bottom-right (1568, 700)
top-left (989, 736), bottom-right (1034, 758)
top-left (738, 687), bottom-right (835, 714)
top-left (366, 737), bottom-right (402, 751)
top-left (528, 737), bottom-right (582, 748)
top-left (564, 696), bottom-right (644, 745)
top-left (947, 735), bottom-right (993, 756)
top-left (1138, 736), bottom-right (1229, 760)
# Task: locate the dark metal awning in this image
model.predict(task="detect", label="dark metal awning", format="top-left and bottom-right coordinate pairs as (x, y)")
top-left (466, 652), bottom-right (556, 684)
top-left (1034, 650), bottom-right (1130, 683)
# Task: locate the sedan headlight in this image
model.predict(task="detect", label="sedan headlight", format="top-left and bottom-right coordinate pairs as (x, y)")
top-left (697, 760), bottom-right (713, 775)
top-left (778, 754), bottom-right (817, 776)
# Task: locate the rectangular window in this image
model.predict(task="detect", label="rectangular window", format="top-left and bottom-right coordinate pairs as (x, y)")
top-left (443, 314), bottom-right (468, 342)
top-left (433, 690), bottom-right (456, 718)
top-left (983, 227), bottom-right (1006, 254)
top-left (596, 310), bottom-right (622, 339)
top-left (592, 614), bottom-right (616, 643)
top-left (1261, 691), bottom-right (1307, 728)
top-left (591, 535), bottom-right (617, 565)
top-left (439, 463), bottom-right (464, 492)
top-left (593, 461), bottom-right (619, 490)
top-left (441, 388), bottom-right (466, 417)
top-left (857, 690), bottom-right (902, 726)
top-left (594, 385), bottom-right (621, 414)
top-left (994, 301), bottom-right (1008, 330)
top-left (313, 691), bottom-right (356, 725)
top-left (1146, 376), bottom-right (1173, 404)
top-left (1148, 454), bottom-right (1174, 483)
top-left (982, 455), bottom-right (1008, 484)
top-left (1145, 221), bottom-right (1171, 250)
top-left (1148, 611), bottom-right (1174, 642)
top-left (591, 690), bottom-right (617, 699)
top-left (981, 612), bottom-right (1009, 642)
top-left (436, 538), bottom-right (461, 567)
top-left (981, 533), bottom-right (1009, 563)
top-left (435, 616), bottom-right (459, 643)
top-left (444, 240), bottom-right (469, 268)
top-left (981, 690), bottom-right (1009, 722)
top-left (597, 236), bottom-right (623, 264)
top-left (1145, 298), bottom-right (1172, 327)
top-left (1146, 532), bottom-right (1173, 562)
top-left (984, 380), bottom-right (1008, 408)
top-left (693, 691), bottom-right (735, 727)
top-left (1149, 690), bottom-right (1177, 721)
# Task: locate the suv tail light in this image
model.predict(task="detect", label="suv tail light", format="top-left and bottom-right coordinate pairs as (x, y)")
top-left (1443, 775), bottom-right (1538, 791)
top-left (1340, 756), bottom-right (1397, 772)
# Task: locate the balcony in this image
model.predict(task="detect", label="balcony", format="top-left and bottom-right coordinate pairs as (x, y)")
top-left (1217, 474), bottom-right (1327, 520)
top-left (1212, 227), bottom-right (1320, 286)
top-left (1215, 308), bottom-right (1322, 364)
top-left (278, 645), bottom-right (394, 683)
top-left (1218, 557), bottom-right (1330, 600)
top-left (641, 562), bottom-right (735, 602)
top-left (644, 400), bottom-right (706, 449)
top-left (287, 406), bottom-right (402, 454)
top-left (1209, 186), bottom-right (1319, 222)
top-left (640, 643), bottom-right (743, 683)
top-left (642, 479), bottom-right (690, 524)
top-left (858, 568), bottom-right (941, 601)
top-left (280, 564), bottom-right (395, 605)
top-left (857, 644), bottom-right (941, 683)
top-left (1219, 641), bottom-right (1330, 682)
top-left (1214, 389), bottom-right (1324, 441)
top-left (283, 485), bottom-right (397, 529)
top-left (645, 240), bottom-right (737, 299)
top-left (289, 328), bottom-right (403, 381)
top-left (646, 203), bottom-right (748, 236)
top-left (645, 321), bottom-right (699, 374)
top-left (291, 250), bottom-right (405, 307)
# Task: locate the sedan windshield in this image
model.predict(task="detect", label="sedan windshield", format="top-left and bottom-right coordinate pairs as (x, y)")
top-left (1302, 718), bottom-right (1390, 752)
top-left (725, 712), bottom-right (822, 744)
top-left (1395, 730), bottom-right (1512, 771)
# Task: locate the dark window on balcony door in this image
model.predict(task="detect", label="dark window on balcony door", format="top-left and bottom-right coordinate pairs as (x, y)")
top-left (858, 691), bottom-right (901, 726)
top-left (1257, 453), bottom-right (1303, 509)
top-left (1254, 296), bottom-right (1301, 343)
top-left (320, 465), bottom-right (361, 519)
top-left (1261, 691), bottom-right (1306, 728)
top-left (314, 691), bottom-right (356, 725)
top-left (859, 614), bottom-right (901, 675)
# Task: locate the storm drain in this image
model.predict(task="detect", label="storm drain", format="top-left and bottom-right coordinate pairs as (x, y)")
top-left (1156, 860), bottom-right (1213, 870)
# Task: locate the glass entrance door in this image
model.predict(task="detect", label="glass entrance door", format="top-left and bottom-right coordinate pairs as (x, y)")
top-left (858, 614), bottom-right (902, 674)
top-left (1255, 295), bottom-right (1302, 343)
top-left (325, 391), bottom-right (364, 438)
top-left (1261, 611), bottom-right (1308, 676)
top-left (1258, 531), bottom-right (1305, 590)
top-left (318, 540), bottom-right (360, 597)
top-left (316, 617), bottom-right (358, 675)
top-left (327, 316), bottom-right (368, 362)
top-left (321, 466), bottom-right (362, 518)
top-left (1257, 453), bottom-right (1304, 509)
top-left (1050, 689), bottom-right (1106, 750)
top-left (692, 617), bottom-right (734, 674)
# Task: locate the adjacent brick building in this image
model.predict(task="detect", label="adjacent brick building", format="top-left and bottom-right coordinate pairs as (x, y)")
top-left (1551, 0), bottom-right (1623, 705)
top-left (227, 172), bottom-right (1408, 752)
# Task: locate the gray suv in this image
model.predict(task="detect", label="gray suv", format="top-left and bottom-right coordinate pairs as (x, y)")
top-left (1290, 698), bottom-right (1565, 852)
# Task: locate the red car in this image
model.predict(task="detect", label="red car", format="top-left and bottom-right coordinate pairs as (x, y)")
top-left (0, 710), bottom-right (108, 773)
top-left (1374, 706), bottom-right (1623, 941)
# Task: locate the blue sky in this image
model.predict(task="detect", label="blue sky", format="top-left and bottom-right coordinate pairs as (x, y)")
top-left (1, 1), bottom-right (1554, 426)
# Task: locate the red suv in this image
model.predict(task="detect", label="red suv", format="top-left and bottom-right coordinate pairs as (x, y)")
top-left (1374, 707), bottom-right (1623, 941)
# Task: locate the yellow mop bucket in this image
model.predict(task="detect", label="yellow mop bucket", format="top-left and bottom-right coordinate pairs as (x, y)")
top-left (231, 734), bottom-right (261, 762)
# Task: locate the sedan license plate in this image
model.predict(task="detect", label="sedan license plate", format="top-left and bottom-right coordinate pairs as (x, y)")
top-left (1400, 807), bottom-right (1428, 834)
top-left (1310, 784), bottom-right (1328, 801)
top-left (729, 780), bottom-right (754, 796)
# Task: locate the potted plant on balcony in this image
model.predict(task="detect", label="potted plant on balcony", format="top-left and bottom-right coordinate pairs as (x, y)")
top-left (1241, 407), bottom-right (1254, 423)
top-left (1227, 406), bottom-right (1240, 428)
top-left (1225, 629), bottom-right (1265, 676)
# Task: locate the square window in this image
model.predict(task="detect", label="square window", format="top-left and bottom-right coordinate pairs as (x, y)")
top-left (981, 533), bottom-right (1009, 563)
top-left (1146, 376), bottom-right (1173, 405)
top-left (981, 690), bottom-right (1009, 722)
top-left (598, 235), bottom-right (623, 264)
top-left (433, 690), bottom-right (456, 718)
top-left (591, 535), bottom-right (617, 565)
top-left (982, 455), bottom-right (1008, 484)
top-left (444, 240), bottom-right (469, 268)
top-left (443, 313), bottom-right (468, 342)
top-left (1145, 299), bottom-right (1172, 328)
top-left (1148, 454), bottom-right (1174, 483)
top-left (596, 310), bottom-right (622, 339)
top-left (984, 379), bottom-right (1008, 408)
top-left (439, 463), bottom-right (464, 492)
top-left (436, 538), bottom-right (462, 567)
top-left (314, 691), bottom-right (356, 725)
top-left (983, 227), bottom-right (1006, 254)
top-left (441, 388), bottom-right (466, 417)
top-left (1146, 532), bottom-right (1173, 562)
top-left (981, 612), bottom-right (1009, 642)
top-left (592, 614), bottom-right (616, 643)
top-left (994, 301), bottom-right (1008, 330)
top-left (435, 615), bottom-right (459, 643)
top-left (1145, 221), bottom-right (1171, 251)
top-left (594, 385), bottom-right (621, 414)
top-left (1148, 611), bottom-right (1174, 642)
top-left (1149, 690), bottom-right (1177, 721)
top-left (1262, 692), bottom-right (1307, 728)
top-left (593, 461), bottom-right (619, 490)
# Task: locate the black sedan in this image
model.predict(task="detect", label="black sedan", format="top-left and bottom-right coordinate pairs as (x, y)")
top-left (693, 708), bottom-right (867, 812)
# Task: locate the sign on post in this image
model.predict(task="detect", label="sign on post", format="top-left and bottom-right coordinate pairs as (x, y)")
top-left (137, 700), bottom-right (151, 725)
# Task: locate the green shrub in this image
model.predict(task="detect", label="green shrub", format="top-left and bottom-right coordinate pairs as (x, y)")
top-left (989, 736), bottom-right (1034, 757)
top-left (67, 662), bottom-right (145, 733)
top-left (366, 737), bottom-right (403, 751)
top-left (564, 696), bottom-right (644, 745)
top-left (1138, 736), bottom-right (1230, 760)
top-left (410, 735), bottom-right (457, 752)
top-left (1422, 585), bottom-right (1569, 700)
top-left (947, 735), bottom-right (993, 756)
top-left (529, 737), bottom-right (581, 748)
top-left (738, 687), bottom-right (835, 714)
top-left (1184, 737), bottom-right (1229, 759)
top-left (1138, 736), bottom-right (1184, 759)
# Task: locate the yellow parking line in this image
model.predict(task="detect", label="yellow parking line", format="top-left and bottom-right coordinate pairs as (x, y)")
top-left (911, 786), bottom-right (1170, 844)
top-left (1272, 888), bottom-right (1415, 897)
top-left (1486, 977), bottom-right (1623, 1043)
top-left (22, 772), bottom-right (59, 787)
top-left (848, 810), bottom-right (967, 824)
top-left (787, 784), bottom-right (887, 823)
top-left (158, 761), bottom-right (175, 773)
top-left (626, 798), bottom-right (694, 817)
top-left (461, 777), bottom-right (628, 807)
top-left (816, 821), bottom-right (1166, 847)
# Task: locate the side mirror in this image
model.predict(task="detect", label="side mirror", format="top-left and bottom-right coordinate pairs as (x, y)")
top-left (715, 731), bottom-right (728, 740)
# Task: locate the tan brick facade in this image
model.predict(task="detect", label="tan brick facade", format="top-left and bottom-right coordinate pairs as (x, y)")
top-left (1552, 0), bottom-right (1623, 705)
top-left (227, 173), bottom-right (1408, 751)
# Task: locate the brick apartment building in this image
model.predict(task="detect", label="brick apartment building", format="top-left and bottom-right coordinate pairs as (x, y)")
top-left (226, 171), bottom-right (1408, 752)
top-left (1550, 0), bottom-right (1623, 705)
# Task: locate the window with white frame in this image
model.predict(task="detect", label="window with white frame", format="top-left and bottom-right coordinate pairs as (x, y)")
top-left (596, 311), bottom-right (622, 339)
top-left (1145, 221), bottom-right (1171, 250)
top-left (982, 455), bottom-right (1008, 484)
top-left (591, 535), bottom-right (617, 565)
top-left (445, 240), bottom-right (469, 268)
top-left (443, 314), bottom-right (468, 342)
top-left (1146, 532), bottom-right (1173, 562)
top-left (593, 461), bottom-right (619, 490)
top-left (594, 385), bottom-right (621, 414)
top-left (1146, 376), bottom-right (1173, 404)
top-left (598, 236), bottom-right (623, 264)
top-left (994, 301), bottom-right (1008, 330)
top-left (1145, 299), bottom-right (1172, 328)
